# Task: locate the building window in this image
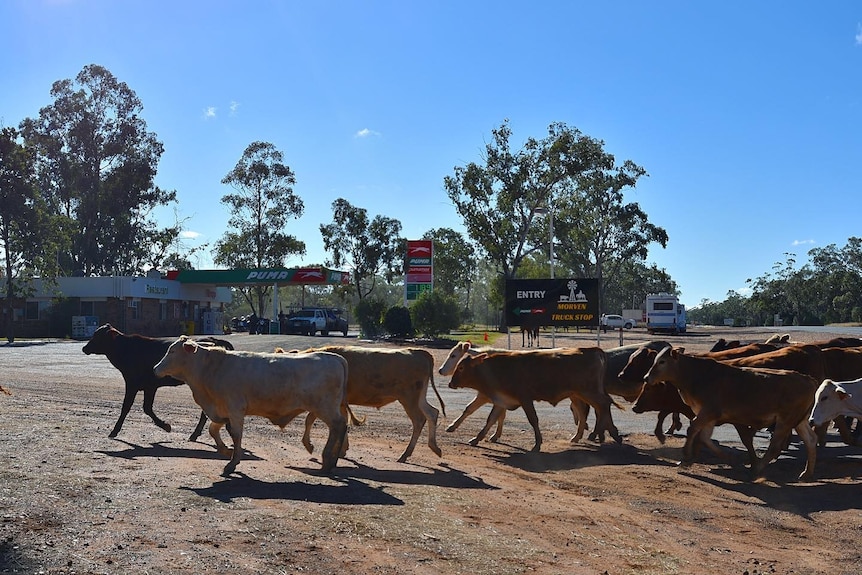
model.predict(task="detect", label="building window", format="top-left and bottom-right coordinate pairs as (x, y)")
top-left (129, 299), bottom-right (139, 320)
top-left (25, 301), bottom-right (40, 320)
top-left (159, 301), bottom-right (168, 321)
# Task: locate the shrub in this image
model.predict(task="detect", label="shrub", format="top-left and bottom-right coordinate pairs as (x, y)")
top-left (383, 305), bottom-right (413, 337)
top-left (354, 298), bottom-right (387, 338)
top-left (410, 290), bottom-right (460, 339)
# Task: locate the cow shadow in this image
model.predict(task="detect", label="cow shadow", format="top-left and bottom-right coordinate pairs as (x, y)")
top-left (181, 473), bottom-right (404, 506)
top-left (482, 440), bottom-right (670, 473)
top-left (289, 460), bottom-right (499, 491)
top-left (96, 439), bottom-right (264, 463)
top-left (678, 446), bottom-right (862, 518)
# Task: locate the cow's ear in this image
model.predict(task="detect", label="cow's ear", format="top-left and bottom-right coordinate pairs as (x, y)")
top-left (836, 386), bottom-right (851, 400)
top-left (460, 341), bottom-right (471, 351)
top-left (473, 352), bottom-right (489, 363)
top-left (670, 348), bottom-right (680, 358)
top-left (182, 341), bottom-right (197, 354)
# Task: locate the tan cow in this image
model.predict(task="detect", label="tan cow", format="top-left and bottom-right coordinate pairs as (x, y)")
top-left (295, 345), bottom-right (445, 463)
top-left (644, 347), bottom-right (818, 482)
top-left (153, 336), bottom-right (349, 475)
top-left (447, 347), bottom-right (620, 452)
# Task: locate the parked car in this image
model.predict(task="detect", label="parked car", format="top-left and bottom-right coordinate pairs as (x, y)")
top-left (601, 314), bottom-right (637, 330)
top-left (284, 307), bottom-right (349, 336)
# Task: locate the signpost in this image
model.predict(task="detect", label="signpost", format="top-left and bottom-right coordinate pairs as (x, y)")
top-left (505, 278), bottom-right (600, 328)
top-left (405, 240), bottom-right (433, 303)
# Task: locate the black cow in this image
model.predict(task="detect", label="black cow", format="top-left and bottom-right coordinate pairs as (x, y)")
top-left (82, 324), bottom-right (232, 439)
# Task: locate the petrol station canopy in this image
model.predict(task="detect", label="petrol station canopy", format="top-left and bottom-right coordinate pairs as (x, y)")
top-left (165, 267), bottom-right (351, 286)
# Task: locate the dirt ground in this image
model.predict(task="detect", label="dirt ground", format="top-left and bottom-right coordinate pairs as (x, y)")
top-left (2, 326), bottom-right (862, 575)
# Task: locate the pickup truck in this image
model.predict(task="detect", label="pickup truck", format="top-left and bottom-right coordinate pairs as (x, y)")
top-left (284, 308), bottom-right (349, 336)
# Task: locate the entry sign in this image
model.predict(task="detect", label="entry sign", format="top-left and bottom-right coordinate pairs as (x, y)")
top-left (405, 240), bottom-right (433, 302)
top-left (505, 278), bottom-right (600, 327)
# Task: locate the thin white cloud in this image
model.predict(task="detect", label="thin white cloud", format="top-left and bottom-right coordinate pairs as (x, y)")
top-left (856, 23), bottom-right (862, 45)
top-left (180, 230), bottom-right (202, 239)
top-left (791, 239), bottom-right (815, 246)
top-left (203, 106), bottom-right (217, 119)
top-left (229, 101), bottom-right (240, 116)
top-left (355, 128), bottom-right (381, 138)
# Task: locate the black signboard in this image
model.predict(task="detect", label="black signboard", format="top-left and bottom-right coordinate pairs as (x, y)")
top-left (505, 278), bottom-right (600, 327)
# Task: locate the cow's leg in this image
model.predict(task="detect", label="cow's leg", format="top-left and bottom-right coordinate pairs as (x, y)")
top-left (488, 410), bottom-right (506, 442)
top-left (733, 425), bottom-right (758, 467)
top-left (189, 410), bottom-right (208, 441)
top-left (751, 422), bottom-right (792, 482)
top-left (208, 421), bottom-right (231, 457)
top-left (793, 419), bottom-right (818, 481)
top-left (397, 396), bottom-right (441, 463)
top-left (585, 394), bottom-right (621, 444)
top-left (446, 394), bottom-right (491, 432)
top-left (471, 405), bottom-right (506, 446)
top-left (654, 411), bottom-right (670, 443)
top-left (108, 385), bottom-right (138, 438)
top-left (665, 412), bottom-right (684, 437)
top-left (833, 417), bottom-right (857, 446)
top-left (141, 387), bottom-right (171, 433)
top-left (320, 413), bottom-right (347, 473)
top-left (303, 413), bottom-right (317, 454)
top-left (520, 401), bottom-right (543, 452)
top-left (222, 416), bottom-right (245, 475)
top-left (569, 398), bottom-right (588, 443)
top-left (681, 415), bottom-right (714, 465)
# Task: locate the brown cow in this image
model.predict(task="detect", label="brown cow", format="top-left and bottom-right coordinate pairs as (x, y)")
top-left (448, 347), bottom-right (621, 452)
top-left (619, 345), bottom-right (693, 443)
top-left (644, 347), bottom-right (818, 482)
top-left (439, 340), bottom-right (670, 443)
top-left (296, 345), bottom-right (445, 463)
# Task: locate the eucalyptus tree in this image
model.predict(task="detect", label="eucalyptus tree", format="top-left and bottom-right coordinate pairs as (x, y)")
top-left (19, 64), bottom-right (178, 276)
top-left (550, 130), bottom-right (668, 311)
top-left (421, 227), bottom-right (476, 303)
top-left (0, 127), bottom-right (63, 342)
top-left (445, 120), bottom-right (669, 324)
top-left (320, 198), bottom-right (404, 300)
top-left (214, 141), bottom-right (306, 316)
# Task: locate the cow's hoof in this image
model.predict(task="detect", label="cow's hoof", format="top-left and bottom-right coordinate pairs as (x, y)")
top-left (431, 445), bottom-right (442, 458)
top-left (108, 431), bottom-right (119, 438)
top-left (468, 438), bottom-right (480, 447)
top-left (445, 424), bottom-right (457, 432)
top-left (677, 460), bottom-right (692, 469)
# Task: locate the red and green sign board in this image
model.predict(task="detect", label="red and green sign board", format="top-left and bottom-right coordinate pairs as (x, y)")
top-left (405, 240), bottom-right (433, 301)
top-left (166, 267), bottom-right (351, 285)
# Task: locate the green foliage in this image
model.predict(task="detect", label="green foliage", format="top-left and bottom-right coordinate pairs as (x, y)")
top-left (383, 305), bottom-right (413, 337)
top-left (410, 290), bottom-right (460, 339)
top-left (354, 297), bottom-right (387, 338)
top-left (19, 64), bottom-right (177, 276)
top-left (320, 198), bottom-right (404, 300)
top-left (214, 141), bottom-right (306, 315)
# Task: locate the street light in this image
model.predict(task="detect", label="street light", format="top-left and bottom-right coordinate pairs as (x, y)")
top-left (535, 206), bottom-right (555, 346)
top-left (534, 207), bottom-right (554, 278)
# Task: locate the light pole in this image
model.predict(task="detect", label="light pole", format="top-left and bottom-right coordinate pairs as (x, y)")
top-left (535, 207), bottom-right (555, 347)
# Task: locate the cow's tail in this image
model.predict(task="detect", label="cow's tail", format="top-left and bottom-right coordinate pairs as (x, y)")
top-left (429, 372), bottom-right (447, 418)
top-left (611, 398), bottom-right (625, 411)
top-left (346, 404), bottom-right (366, 427)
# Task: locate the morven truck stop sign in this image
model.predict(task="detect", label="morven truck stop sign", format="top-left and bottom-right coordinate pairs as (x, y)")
top-left (505, 278), bottom-right (600, 328)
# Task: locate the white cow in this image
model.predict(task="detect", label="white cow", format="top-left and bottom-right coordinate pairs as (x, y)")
top-left (809, 377), bottom-right (862, 429)
top-left (153, 336), bottom-right (349, 475)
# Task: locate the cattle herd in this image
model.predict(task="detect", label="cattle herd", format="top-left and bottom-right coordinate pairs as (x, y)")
top-left (79, 324), bottom-right (862, 484)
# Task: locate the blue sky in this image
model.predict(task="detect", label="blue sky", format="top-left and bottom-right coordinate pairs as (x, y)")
top-left (3, 1), bottom-right (862, 308)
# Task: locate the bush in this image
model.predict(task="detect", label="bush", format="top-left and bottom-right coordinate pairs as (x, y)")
top-left (410, 291), bottom-right (460, 339)
top-left (383, 305), bottom-right (413, 338)
top-left (354, 297), bottom-right (387, 338)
